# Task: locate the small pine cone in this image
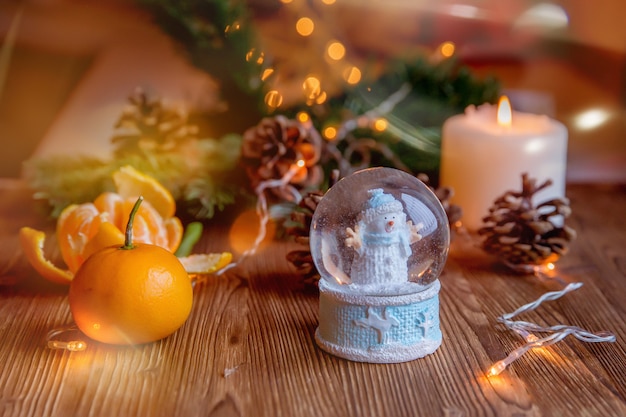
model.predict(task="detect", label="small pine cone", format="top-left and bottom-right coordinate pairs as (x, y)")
top-left (478, 173), bottom-right (576, 271)
top-left (416, 173), bottom-right (463, 227)
top-left (241, 116), bottom-right (324, 200)
top-left (285, 191), bottom-right (325, 285)
top-left (286, 250), bottom-right (320, 286)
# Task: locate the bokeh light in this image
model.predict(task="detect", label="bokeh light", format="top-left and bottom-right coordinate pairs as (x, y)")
top-left (224, 21), bottom-right (241, 34)
top-left (246, 48), bottom-right (265, 65)
top-left (343, 66), bottom-right (362, 84)
top-left (373, 118), bottom-right (388, 132)
top-left (327, 41), bottom-right (346, 60)
top-left (323, 126), bottom-right (337, 140)
top-left (260, 68), bottom-right (274, 81)
top-left (303, 76), bottom-right (322, 100)
top-left (439, 41), bottom-right (455, 58)
top-left (297, 111), bottom-right (310, 123)
top-left (574, 108), bottom-right (610, 130)
top-left (296, 17), bottom-right (315, 36)
top-left (315, 91), bottom-right (327, 104)
top-left (264, 90), bottom-right (283, 110)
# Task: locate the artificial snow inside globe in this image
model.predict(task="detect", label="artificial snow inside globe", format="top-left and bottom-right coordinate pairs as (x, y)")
top-left (310, 167), bottom-right (450, 363)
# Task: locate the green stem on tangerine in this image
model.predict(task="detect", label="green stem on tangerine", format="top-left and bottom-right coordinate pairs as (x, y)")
top-left (122, 196), bottom-right (144, 250)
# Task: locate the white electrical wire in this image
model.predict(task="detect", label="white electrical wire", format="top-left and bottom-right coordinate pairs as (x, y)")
top-left (488, 281), bottom-right (616, 376)
top-left (216, 161), bottom-right (304, 275)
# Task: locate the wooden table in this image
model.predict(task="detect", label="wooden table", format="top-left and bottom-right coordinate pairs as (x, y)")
top-left (0, 182), bottom-right (625, 417)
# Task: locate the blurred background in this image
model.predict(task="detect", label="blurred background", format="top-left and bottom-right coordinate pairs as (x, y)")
top-left (0, 0), bottom-right (624, 183)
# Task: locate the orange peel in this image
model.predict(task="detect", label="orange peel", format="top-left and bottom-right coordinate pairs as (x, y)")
top-left (19, 227), bottom-right (73, 285)
top-left (20, 224), bottom-right (232, 284)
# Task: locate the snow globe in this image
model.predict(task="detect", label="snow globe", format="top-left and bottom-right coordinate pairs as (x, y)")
top-left (310, 167), bottom-right (450, 363)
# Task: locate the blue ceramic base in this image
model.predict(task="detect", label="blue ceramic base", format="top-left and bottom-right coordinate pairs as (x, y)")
top-left (315, 280), bottom-right (441, 363)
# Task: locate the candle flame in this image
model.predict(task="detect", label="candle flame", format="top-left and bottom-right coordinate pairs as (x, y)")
top-left (497, 96), bottom-right (512, 127)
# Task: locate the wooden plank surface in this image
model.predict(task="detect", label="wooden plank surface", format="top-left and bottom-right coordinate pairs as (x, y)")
top-left (0, 183), bottom-right (625, 417)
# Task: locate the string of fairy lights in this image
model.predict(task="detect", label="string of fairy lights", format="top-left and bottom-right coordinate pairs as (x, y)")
top-left (256, 0), bottom-right (364, 116)
top-left (251, 0), bottom-right (457, 143)
top-left (487, 268), bottom-right (616, 377)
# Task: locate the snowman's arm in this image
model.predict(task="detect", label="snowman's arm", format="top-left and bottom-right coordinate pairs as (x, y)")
top-left (407, 221), bottom-right (424, 244)
top-left (345, 224), bottom-right (362, 251)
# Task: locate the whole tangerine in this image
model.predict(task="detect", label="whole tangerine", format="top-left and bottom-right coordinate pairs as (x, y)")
top-left (69, 197), bottom-right (193, 345)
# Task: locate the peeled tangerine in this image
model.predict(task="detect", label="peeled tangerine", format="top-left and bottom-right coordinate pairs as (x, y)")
top-left (19, 165), bottom-right (231, 284)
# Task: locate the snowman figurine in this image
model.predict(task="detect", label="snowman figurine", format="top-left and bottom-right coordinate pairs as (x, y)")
top-left (345, 188), bottom-right (423, 287)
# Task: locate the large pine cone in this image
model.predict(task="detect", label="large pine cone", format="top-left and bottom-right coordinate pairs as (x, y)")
top-left (112, 88), bottom-right (197, 155)
top-left (478, 173), bottom-right (576, 271)
top-left (241, 116), bottom-right (323, 200)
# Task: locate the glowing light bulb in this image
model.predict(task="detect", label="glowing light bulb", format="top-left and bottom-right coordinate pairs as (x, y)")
top-left (487, 360), bottom-right (507, 377)
top-left (48, 340), bottom-right (87, 352)
top-left (497, 96), bottom-right (512, 127)
top-left (525, 334), bottom-right (539, 343)
top-left (296, 17), bottom-right (314, 36)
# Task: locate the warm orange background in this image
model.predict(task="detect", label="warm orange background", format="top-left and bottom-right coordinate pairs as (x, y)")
top-left (0, 0), bottom-right (624, 182)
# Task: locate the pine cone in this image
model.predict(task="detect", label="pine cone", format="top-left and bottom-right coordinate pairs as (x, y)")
top-left (285, 191), bottom-right (325, 285)
top-left (241, 116), bottom-right (323, 200)
top-left (416, 173), bottom-right (463, 227)
top-left (112, 88), bottom-right (198, 156)
top-left (478, 173), bottom-right (576, 271)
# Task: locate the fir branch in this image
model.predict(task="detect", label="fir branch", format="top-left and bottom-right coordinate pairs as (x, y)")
top-left (283, 57), bottom-right (500, 176)
top-left (23, 135), bottom-right (245, 219)
top-left (23, 156), bottom-right (116, 217)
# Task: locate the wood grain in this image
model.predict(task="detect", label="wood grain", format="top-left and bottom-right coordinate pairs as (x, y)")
top-left (0, 183), bottom-right (625, 417)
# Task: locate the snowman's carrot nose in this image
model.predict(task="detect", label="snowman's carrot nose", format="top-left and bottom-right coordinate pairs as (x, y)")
top-left (388, 221), bottom-right (394, 227)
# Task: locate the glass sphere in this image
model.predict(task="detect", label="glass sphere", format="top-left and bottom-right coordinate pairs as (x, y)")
top-left (310, 167), bottom-right (450, 295)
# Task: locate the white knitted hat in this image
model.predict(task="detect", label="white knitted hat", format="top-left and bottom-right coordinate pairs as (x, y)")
top-left (363, 188), bottom-right (403, 223)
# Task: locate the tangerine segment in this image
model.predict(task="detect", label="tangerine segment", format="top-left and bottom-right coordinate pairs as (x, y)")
top-left (69, 243), bottom-right (193, 345)
top-left (178, 252), bottom-right (233, 274)
top-left (56, 203), bottom-right (107, 273)
top-left (19, 227), bottom-right (73, 285)
top-left (82, 222), bottom-right (125, 261)
top-left (113, 165), bottom-right (176, 219)
top-left (164, 217), bottom-right (183, 254)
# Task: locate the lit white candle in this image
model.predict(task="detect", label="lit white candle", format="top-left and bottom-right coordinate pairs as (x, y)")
top-left (440, 96), bottom-right (568, 232)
